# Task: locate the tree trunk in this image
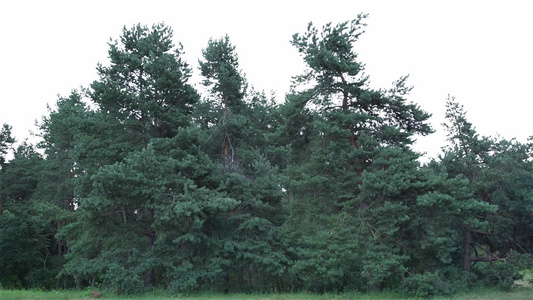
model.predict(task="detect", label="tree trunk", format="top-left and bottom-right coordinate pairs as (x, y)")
top-left (223, 271), bottom-right (230, 293)
top-left (349, 132), bottom-right (363, 176)
top-left (341, 87), bottom-right (363, 176)
top-left (464, 225), bottom-right (472, 272)
top-left (146, 207), bottom-right (155, 286)
top-left (222, 92), bottom-right (230, 165)
top-left (0, 195), bottom-right (5, 215)
top-left (246, 266), bottom-right (252, 291)
top-left (57, 221), bottom-right (62, 256)
top-left (237, 267), bottom-right (244, 291)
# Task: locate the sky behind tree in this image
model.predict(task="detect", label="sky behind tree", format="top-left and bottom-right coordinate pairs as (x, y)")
top-left (1, 0), bottom-right (532, 160)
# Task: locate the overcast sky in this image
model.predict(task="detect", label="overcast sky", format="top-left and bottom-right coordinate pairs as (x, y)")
top-left (1, 0), bottom-right (532, 160)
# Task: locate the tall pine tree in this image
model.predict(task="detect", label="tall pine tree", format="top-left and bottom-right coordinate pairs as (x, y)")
top-left (197, 35), bottom-right (287, 292)
top-left (282, 16), bottom-right (433, 292)
top-left (58, 23), bottom-right (221, 292)
top-left (438, 96), bottom-right (533, 286)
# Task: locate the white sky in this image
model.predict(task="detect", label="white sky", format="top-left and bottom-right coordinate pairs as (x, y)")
top-left (1, 0), bottom-right (532, 160)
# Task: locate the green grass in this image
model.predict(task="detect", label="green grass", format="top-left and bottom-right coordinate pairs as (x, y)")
top-left (0, 289), bottom-right (88, 300)
top-left (0, 287), bottom-right (531, 300)
top-left (437, 287), bottom-right (533, 300)
top-left (0, 289), bottom-right (408, 300)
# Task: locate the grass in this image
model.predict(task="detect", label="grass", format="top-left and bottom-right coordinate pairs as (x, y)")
top-left (0, 289), bottom-right (409, 300)
top-left (0, 287), bottom-right (532, 300)
top-left (438, 287), bottom-right (533, 299)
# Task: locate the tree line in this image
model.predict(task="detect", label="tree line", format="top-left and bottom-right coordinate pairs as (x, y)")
top-left (1, 16), bottom-right (532, 297)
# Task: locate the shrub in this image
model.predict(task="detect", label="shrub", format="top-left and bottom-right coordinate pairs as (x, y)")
top-left (103, 264), bottom-right (145, 294)
top-left (401, 269), bottom-right (467, 298)
top-left (473, 253), bottom-right (533, 289)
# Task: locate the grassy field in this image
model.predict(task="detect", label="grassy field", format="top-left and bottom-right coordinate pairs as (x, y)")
top-left (0, 287), bottom-right (532, 300)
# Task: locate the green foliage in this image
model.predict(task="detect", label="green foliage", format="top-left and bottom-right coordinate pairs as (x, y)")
top-left (0, 143), bottom-right (42, 203)
top-left (0, 123), bottom-right (15, 167)
top-left (199, 35), bottom-right (246, 112)
top-left (401, 269), bottom-right (468, 298)
top-left (0, 211), bottom-right (33, 289)
top-left (0, 144), bottom-right (63, 289)
top-left (283, 15), bottom-right (435, 293)
top-left (60, 131), bottom-right (238, 292)
top-left (3, 19), bottom-right (533, 297)
top-left (473, 253), bottom-right (533, 289)
top-left (436, 95), bottom-right (533, 288)
top-left (91, 23), bottom-right (198, 140)
top-left (195, 34), bottom-right (290, 293)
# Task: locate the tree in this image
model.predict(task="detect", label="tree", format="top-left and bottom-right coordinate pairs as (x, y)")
top-left (198, 36), bottom-right (287, 292)
top-left (282, 16), bottom-right (433, 292)
top-left (199, 35), bottom-right (247, 165)
top-left (90, 23), bottom-right (198, 143)
top-left (59, 133), bottom-right (239, 293)
top-left (28, 91), bottom-right (93, 288)
top-left (0, 143), bottom-right (50, 288)
top-left (0, 143), bottom-right (42, 214)
top-left (439, 96), bottom-right (533, 285)
top-left (290, 16), bottom-right (432, 153)
top-left (199, 35), bottom-right (246, 112)
top-left (58, 23), bottom-right (201, 292)
top-left (0, 123), bottom-right (15, 216)
top-left (0, 124), bottom-right (15, 168)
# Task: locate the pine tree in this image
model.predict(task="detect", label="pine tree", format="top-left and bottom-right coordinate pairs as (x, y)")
top-left (198, 34), bottom-right (246, 166)
top-left (0, 143), bottom-right (50, 288)
top-left (0, 123), bottom-right (15, 216)
top-left (57, 23), bottom-right (207, 292)
top-left (282, 16), bottom-right (433, 291)
top-left (90, 23), bottom-right (198, 142)
top-left (0, 124), bottom-right (15, 168)
top-left (198, 36), bottom-right (287, 292)
top-left (438, 96), bottom-right (533, 285)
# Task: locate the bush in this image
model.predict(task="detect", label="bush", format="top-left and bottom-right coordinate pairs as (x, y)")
top-left (401, 269), bottom-right (467, 298)
top-left (473, 253), bottom-right (533, 289)
top-left (103, 264), bottom-right (145, 294)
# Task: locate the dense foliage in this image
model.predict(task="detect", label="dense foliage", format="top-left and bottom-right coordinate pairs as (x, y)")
top-left (1, 19), bottom-right (532, 296)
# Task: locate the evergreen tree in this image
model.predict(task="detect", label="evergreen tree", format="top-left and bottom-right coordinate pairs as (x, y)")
top-left (0, 123), bottom-right (15, 216)
top-left (90, 23), bottom-right (198, 142)
top-left (57, 23), bottom-right (204, 292)
top-left (198, 34), bottom-right (246, 166)
top-left (438, 96), bottom-right (533, 286)
top-left (0, 143), bottom-right (51, 288)
top-left (0, 124), bottom-right (15, 168)
top-left (198, 36), bottom-right (287, 292)
top-left (59, 133), bottom-right (239, 292)
top-left (282, 16), bottom-right (433, 292)
top-left (199, 35), bottom-right (246, 113)
top-left (28, 91), bottom-right (93, 288)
